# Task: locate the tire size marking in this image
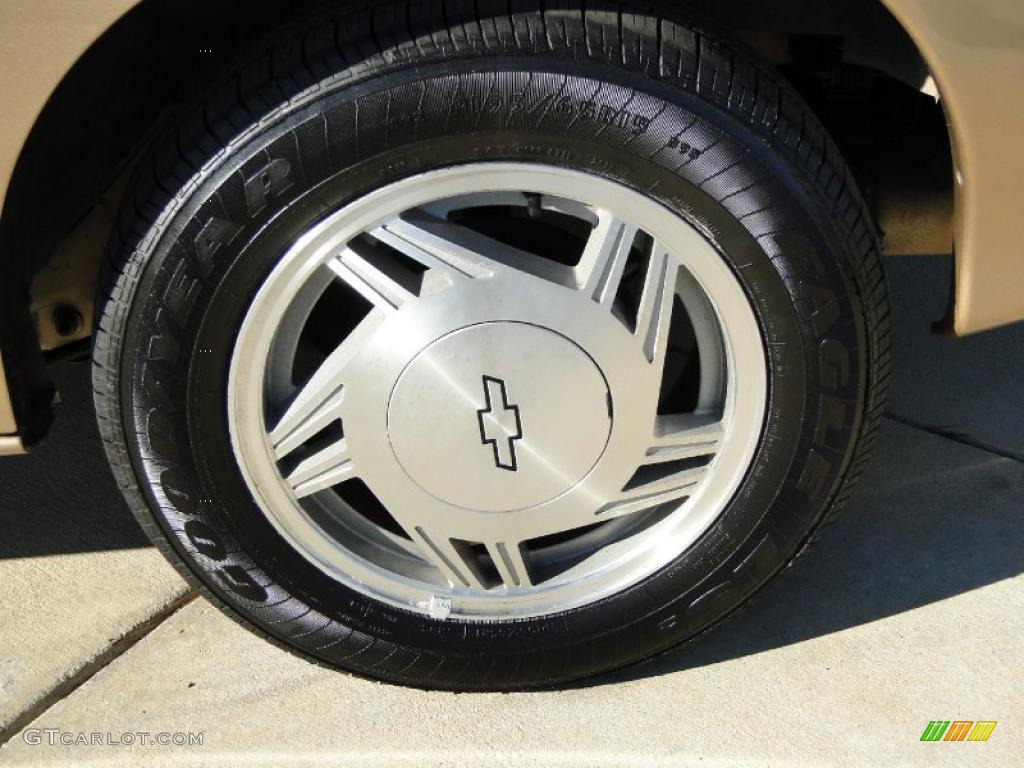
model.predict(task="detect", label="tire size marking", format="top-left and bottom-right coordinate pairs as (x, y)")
top-left (445, 90), bottom-right (653, 135)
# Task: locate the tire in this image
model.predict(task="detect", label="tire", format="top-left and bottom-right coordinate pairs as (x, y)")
top-left (93, 0), bottom-right (890, 690)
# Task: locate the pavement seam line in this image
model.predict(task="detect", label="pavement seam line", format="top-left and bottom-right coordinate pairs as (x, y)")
top-left (0, 591), bottom-right (198, 747)
top-left (884, 413), bottom-right (1024, 464)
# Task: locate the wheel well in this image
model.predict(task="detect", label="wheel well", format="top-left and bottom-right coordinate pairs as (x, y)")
top-left (0, 0), bottom-right (300, 351)
top-left (0, 0), bottom-right (952, 435)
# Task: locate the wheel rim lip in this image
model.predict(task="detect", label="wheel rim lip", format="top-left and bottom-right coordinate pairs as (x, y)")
top-left (227, 162), bottom-right (768, 620)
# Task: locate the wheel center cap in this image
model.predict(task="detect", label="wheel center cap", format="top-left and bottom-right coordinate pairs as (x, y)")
top-left (387, 322), bottom-right (612, 512)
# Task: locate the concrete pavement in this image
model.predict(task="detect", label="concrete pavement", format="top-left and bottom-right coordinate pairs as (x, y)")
top-left (0, 359), bottom-right (189, 737)
top-left (0, 255), bottom-right (1021, 766)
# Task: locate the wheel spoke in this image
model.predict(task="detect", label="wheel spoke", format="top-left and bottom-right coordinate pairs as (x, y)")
top-left (595, 415), bottom-right (720, 519)
top-left (409, 528), bottom-right (489, 590)
top-left (328, 245), bottom-right (415, 312)
top-left (369, 214), bottom-right (494, 281)
top-left (271, 382), bottom-right (344, 459)
top-left (635, 243), bottom-right (679, 366)
top-left (269, 316), bottom-right (382, 457)
top-left (285, 437), bottom-right (355, 498)
top-left (382, 210), bottom-right (565, 284)
top-left (645, 414), bottom-right (724, 463)
top-left (576, 214), bottom-right (637, 306)
top-left (407, 528), bottom-right (533, 590)
top-left (595, 463), bottom-right (709, 519)
top-left (486, 541), bottom-right (532, 588)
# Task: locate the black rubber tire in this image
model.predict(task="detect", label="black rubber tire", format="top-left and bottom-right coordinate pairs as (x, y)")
top-left (93, 0), bottom-right (890, 690)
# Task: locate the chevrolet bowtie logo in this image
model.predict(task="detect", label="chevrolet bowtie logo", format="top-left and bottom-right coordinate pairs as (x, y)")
top-left (477, 376), bottom-right (523, 471)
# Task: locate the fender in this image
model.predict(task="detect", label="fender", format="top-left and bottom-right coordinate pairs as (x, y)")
top-left (882, 0), bottom-right (1024, 333)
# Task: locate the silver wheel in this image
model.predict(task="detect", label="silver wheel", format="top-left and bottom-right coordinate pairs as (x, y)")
top-left (228, 163), bottom-right (767, 620)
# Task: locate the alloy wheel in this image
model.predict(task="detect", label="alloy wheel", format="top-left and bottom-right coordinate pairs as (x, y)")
top-left (228, 163), bottom-right (767, 620)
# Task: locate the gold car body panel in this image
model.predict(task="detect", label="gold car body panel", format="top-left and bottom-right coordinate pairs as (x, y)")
top-left (0, 0), bottom-right (139, 450)
top-left (0, 0), bottom-right (140, 215)
top-left (0, 0), bottom-right (1022, 450)
top-left (881, 0), bottom-right (1024, 334)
